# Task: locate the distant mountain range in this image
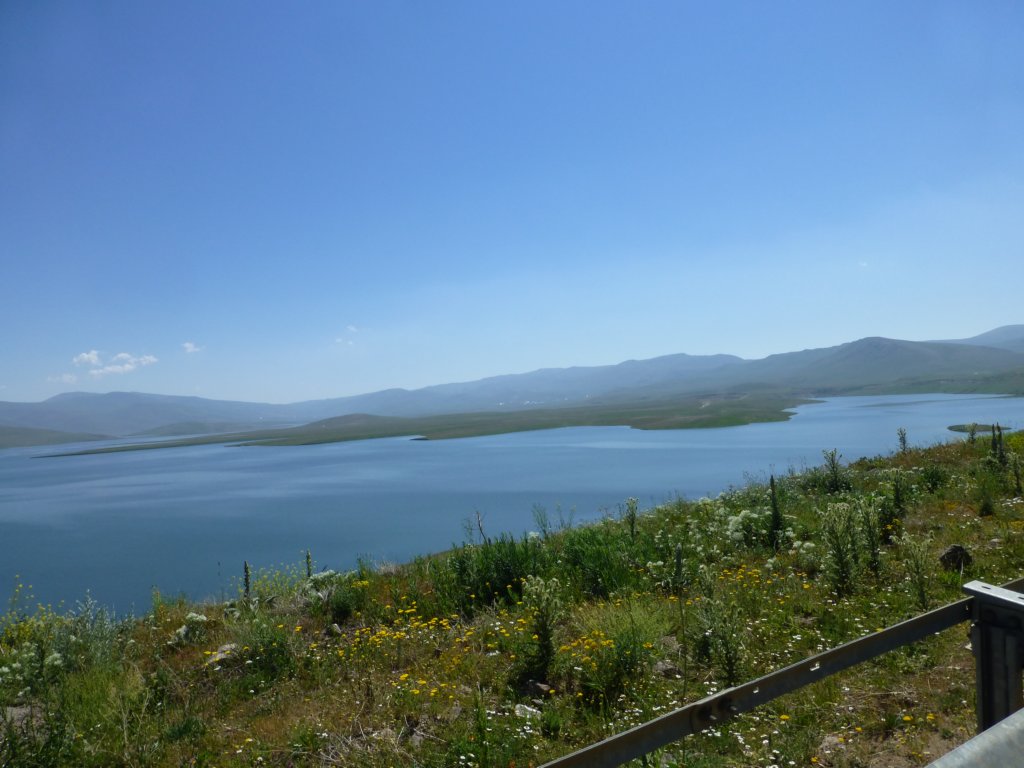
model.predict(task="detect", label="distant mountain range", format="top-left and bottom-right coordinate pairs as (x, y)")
top-left (2, 325), bottom-right (1024, 448)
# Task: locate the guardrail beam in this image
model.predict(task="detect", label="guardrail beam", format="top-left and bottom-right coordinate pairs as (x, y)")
top-left (540, 577), bottom-right (1024, 768)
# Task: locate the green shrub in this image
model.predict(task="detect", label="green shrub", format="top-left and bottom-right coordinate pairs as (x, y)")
top-left (768, 475), bottom-right (785, 551)
top-left (820, 502), bottom-right (860, 597)
top-left (920, 463), bottom-right (948, 493)
top-left (694, 596), bottom-right (746, 688)
top-left (857, 498), bottom-right (883, 577)
top-left (823, 449), bottom-right (852, 494)
top-left (560, 525), bottom-right (633, 599)
top-left (801, 449), bottom-right (852, 495)
top-left (440, 533), bottom-right (547, 615)
top-left (232, 621), bottom-right (296, 681)
top-left (518, 575), bottom-right (564, 683)
top-left (899, 533), bottom-right (932, 611)
top-left (1010, 452), bottom-right (1023, 496)
top-left (561, 608), bottom-right (660, 710)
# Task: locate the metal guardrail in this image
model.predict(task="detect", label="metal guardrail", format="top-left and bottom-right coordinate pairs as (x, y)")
top-left (540, 576), bottom-right (1024, 768)
top-left (925, 704), bottom-right (1024, 767)
top-left (965, 579), bottom-right (1024, 730)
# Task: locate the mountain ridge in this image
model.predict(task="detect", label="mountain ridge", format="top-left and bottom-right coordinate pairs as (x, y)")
top-left (2, 326), bottom-right (1023, 447)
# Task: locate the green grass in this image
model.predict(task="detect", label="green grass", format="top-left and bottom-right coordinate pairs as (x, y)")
top-left (5, 432), bottom-right (1024, 766)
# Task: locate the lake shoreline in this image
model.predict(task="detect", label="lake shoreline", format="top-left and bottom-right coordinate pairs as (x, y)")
top-left (36, 393), bottom-right (813, 457)
top-left (4, 394), bottom-right (1024, 611)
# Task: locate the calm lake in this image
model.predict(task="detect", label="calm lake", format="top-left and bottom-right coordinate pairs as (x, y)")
top-left (3, 393), bottom-right (1024, 613)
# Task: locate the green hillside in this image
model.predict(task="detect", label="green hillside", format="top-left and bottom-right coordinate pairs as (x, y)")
top-left (44, 394), bottom-right (810, 456)
top-left (0, 426), bottom-right (108, 449)
top-left (4, 430), bottom-right (1024, 766)
top-left (248, 393), bottom-right (809, 445)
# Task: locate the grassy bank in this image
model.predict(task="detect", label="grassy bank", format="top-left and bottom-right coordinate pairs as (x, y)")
top-left (4, 429), bottom-right (1024, 767)
top-left (44, 393), bottom-right (809, 456)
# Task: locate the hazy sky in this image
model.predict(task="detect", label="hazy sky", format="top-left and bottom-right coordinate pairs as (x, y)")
top-left (2, 2), bottom-right (1022, 404)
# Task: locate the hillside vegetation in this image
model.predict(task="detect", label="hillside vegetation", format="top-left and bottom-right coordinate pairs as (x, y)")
top-left (3, 429), bottom-right (1024, 767)
top-left (47, 393), bottom-right (810, 456)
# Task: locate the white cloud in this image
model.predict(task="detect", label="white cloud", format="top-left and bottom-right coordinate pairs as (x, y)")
top-left (89, 353), bottom-right (158, 378)
top-left (73, 350), bottom-right (101, 366)
top-left (70, 350), bottom-right (158, 378)
top-left (182, 341), bottom-right (202, 354)
top-left (336, 325), bottom-right (359, 345)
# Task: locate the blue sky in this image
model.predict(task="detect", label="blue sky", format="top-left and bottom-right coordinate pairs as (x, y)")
top-left (2, 2), bottom-right (1022, 404)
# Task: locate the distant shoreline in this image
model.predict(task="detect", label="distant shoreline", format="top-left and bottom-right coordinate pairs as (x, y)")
top-left (39, 393), bottom-right (811, 457)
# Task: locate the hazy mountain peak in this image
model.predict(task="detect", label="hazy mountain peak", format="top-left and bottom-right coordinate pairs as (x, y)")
top-left (942, 325), bottom-right (1024, 353)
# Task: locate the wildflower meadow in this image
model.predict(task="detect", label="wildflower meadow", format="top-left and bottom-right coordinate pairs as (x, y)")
top-left (2, 428), bottom-right (1024, 767)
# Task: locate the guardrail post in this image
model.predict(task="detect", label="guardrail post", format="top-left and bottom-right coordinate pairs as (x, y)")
top-left (963, 581), bottom-right (1024, 732)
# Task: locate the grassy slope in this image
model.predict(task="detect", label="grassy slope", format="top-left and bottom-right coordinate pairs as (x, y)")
top-left (252, 393), bottom-right (809, 445)
top-left (43, 393), bottom-right (810, 455)
top-left (18, 355), bottom-right (1024, 453)
top-left (853, 370), bottom-right (1024, 396)
top-left (0, 426), bottom-right (109, 449)
top-left (4, 431), bottom-right (1024, 767)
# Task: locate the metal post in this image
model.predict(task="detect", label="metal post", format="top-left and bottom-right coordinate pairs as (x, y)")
top-left (963, 581), bottom-right (1024, 731)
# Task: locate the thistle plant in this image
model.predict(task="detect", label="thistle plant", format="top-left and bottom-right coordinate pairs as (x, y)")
top-left (532, 504), bottom-right (551, 539)
top-left (624, 497), bottom-right (639, 543)
top-left (172, 612), bottom-right (209, 645)
top-left (822, 449), bottom-right (851, 494)
top-left (768, 475), bottom-right (784, 552)
top-left (672, 541), bottom-right (685, 594)
top-left (673, 542), bottom-right (692, 703)
top-left (521, 575), bottom-right (563, 682)
top-left (876, 467), bottom-right (910, 541)
top-left (694, 592), bottom-right (745, 687)
top-left (899, 533), bottom-right (932, 611)
top-left (857, 498), bottom-right (883, 577)
top-left (891, 469), bottom-right (907, 517)
top-left (820, 502), bottom-right (860, 597)
top-left (1010, 452), bottom-right (1023, 496)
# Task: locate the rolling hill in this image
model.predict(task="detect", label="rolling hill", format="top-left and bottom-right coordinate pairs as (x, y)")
top-left (3, 326), bottom-right (1023, 448)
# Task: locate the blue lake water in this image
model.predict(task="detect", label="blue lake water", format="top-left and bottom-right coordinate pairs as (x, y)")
top-left (2, 393), bottom-right (1024, 613)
